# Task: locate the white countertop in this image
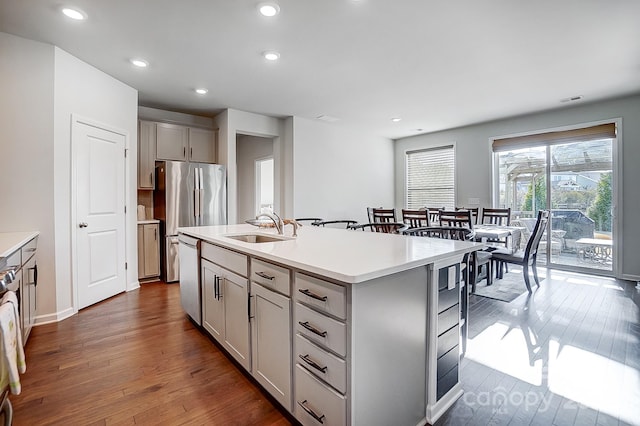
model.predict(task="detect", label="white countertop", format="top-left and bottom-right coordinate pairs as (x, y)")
top-left (178, 224), bottom-right (482, 284)
top-left (138, 220), bottom-right (160, 224)
top-left (0, 231), bottom-right (40, 259)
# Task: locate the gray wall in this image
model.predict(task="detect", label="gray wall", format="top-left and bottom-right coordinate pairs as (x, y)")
top-left (394, 94), bottom-right (640, 280)
top-left (0, 32), bottom-right (139, 323)
top-left (236, 134), bottom-right (274, 223)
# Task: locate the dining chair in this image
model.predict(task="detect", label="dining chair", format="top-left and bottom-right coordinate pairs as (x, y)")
top-left (312, 220), bottom-right (357, 229)
top-left (436, 211), bottom-right (492, 290)
top-left (491, 210), bottom-right (550, 293)
top-left (371, 208), bottom-right (397, 223)
top-left (295, 217), bottom-right (323, 225)
top-left (480, 207), bottom-right (512, 250)
top-left (348, 222), bottom-right (408, 234)
top-left (426, 207), bottom-right (444, 225)
top-left (455, 207), bottom-right (479, 225)
top-left (438, 210), bottom-right (474, 230)
top-left (401, 209), bottom-right (430, 228)
top-left (481, 208), bottom-right (511, 226)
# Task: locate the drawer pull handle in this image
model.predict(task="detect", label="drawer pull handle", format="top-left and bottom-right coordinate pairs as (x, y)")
top-left (299, 354), bottom-right (327, 373)
top-left (255, 271), bottom-right (275, 280)
top-left (298, 321), bottom-right (327, 337)
top-left (298, 288), bottom-right (327, 301)
top-left (297, 400), bottom-right (325, 424)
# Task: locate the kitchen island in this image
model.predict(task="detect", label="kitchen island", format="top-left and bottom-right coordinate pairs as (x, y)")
top-left (178, 224), bottom-right (481, 426)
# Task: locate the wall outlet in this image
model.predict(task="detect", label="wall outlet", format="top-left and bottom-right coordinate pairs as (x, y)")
top-left (468, 198), bottom-right (480, 205)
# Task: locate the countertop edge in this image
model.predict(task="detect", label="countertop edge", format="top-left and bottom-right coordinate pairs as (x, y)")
top-left (0, 231), bottom-right (40, 259)
top-left (178, 227), bottom-right (481, 284)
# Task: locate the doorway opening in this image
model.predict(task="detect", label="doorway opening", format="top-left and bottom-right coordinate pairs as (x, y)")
top-left (236, 134), bottom-right (275, 223)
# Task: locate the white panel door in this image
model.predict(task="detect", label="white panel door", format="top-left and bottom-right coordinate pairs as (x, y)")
top-left (75, 120), bottom-right (126, 309)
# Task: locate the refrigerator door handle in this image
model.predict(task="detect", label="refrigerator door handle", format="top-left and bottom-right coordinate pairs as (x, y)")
top-left (194, 167), bottom-right (201, 223)
top-left (198, 167), bottom-right (205, 218)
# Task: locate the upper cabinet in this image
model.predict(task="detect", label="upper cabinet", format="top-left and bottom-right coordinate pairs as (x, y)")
top-left (138, 120), bottom-right (157, 189)
top-left (138, 120), bottom-right (217, 189)
top-left (156, 122), bottom-right (217, 163)
top-left (156, 122), bottom-right (188, 161)
top-left (188, 127), bottom-right (216, 163)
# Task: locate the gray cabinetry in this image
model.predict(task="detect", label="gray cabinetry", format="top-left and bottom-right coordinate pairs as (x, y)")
top-left (137, 223), bottom-right (160, 280)
top-left (137, 120), bottom-right (156, 189)
top-left (201, 243), bottom-right (251, 370)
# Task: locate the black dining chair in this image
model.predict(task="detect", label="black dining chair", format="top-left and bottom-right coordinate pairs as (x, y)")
top-left (371, 208), bottom-right (397, 223)
top-left (312, 220), bottom-right (358, 229)
top-left (401, 209), bottom-right (430, 228)
top-left (295, 217), bottom-right (323, 225)
top-left (455, 207), bottom-right (479, 225)
top-left (491, 210), bottom-right (550, 293)
top-left (348, 222), bottom-right (408, 234)
top-left (437, 210), bottom-right (492, 290)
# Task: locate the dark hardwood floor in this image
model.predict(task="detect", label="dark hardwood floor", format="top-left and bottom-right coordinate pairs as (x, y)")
top-left (10, 281), bottom-right (292, 425)
top-left (9, 269), bottom-right (640, 425)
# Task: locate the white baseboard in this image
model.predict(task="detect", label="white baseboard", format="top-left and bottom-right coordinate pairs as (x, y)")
top-left (34, 307), bottom-right (75, 326)
top-left (621, 273), bottom-right (640, 282)
top-left (127, 280), bottom-right (140, 291)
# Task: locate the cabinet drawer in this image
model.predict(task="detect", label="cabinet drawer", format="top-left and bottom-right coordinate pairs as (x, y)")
top-left (202, 242), bottom-right (247, 277)
top-left (251, 258), bottom-right (290, 296)
top-left (295, 334), bottom-right (347, 394)
top-left (438, 284), bottom-right (459, 313)
top-left (295, 303), bottom-right (346, 357)
top-left (437, 324), bottom-right (458, 359)
top-left (5, 250), bottom-right (20, 270)
top-left (437, 304), bottom-right (459, 336)
top-left (295, 273), bottom-right (346, 320)
top-left (20, 237), bottom-right (37, 264)
top-left (294, 364), bottom-right (346, 426)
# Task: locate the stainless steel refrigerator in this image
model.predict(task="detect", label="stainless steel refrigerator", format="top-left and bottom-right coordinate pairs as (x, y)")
top-left (154, 161), bottom-right (227, 282)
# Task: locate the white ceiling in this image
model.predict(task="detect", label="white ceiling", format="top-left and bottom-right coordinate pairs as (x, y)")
top-left (1, 0), bottom-right (639, 139)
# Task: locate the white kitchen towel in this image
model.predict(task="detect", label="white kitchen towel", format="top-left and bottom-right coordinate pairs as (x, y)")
top-left (0, 291), bottom-right (26, 394)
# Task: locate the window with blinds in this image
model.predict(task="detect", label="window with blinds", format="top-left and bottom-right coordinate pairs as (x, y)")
top-left (406, 146), bottom-right (455, 210)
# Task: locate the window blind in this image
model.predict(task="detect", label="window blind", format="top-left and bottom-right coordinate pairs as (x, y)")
top-left (406, 146), bottom-right (455, 210)
top-left (492, 123), bottom-right (616, 152)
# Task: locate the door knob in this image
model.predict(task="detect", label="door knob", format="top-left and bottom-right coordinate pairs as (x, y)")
top-left (79, 222), bottom-right (88, 228)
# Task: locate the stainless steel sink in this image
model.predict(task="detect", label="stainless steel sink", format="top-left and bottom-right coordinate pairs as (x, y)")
top-left (225, 233), bottom-right (291, 243)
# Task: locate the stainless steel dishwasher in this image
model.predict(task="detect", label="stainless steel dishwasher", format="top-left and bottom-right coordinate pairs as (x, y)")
top-left (178, 234), bottom-right (201, 325)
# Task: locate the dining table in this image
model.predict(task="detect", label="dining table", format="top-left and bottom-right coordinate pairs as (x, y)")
top-left (473, 224), bottom-right (525, 254)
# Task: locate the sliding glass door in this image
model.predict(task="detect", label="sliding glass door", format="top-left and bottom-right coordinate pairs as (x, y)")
top-left (494, 127), bottom-right (615, 275)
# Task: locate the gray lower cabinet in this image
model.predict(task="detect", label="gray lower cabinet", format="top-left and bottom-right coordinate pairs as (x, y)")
top-left (201, 257), bottom-right (251, 371)
top-left (196, 240), bottom-right (465, 426)
top-left (251, 282), bottom-right (292, 410)
top-left (137, 223), bottom-right (160, 280)
top-left (4, 235), bottom-right (38, 344)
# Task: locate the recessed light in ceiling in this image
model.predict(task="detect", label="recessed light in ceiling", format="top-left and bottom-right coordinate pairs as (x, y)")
top-left (62, 7), bottom-right (86, 20)
top-left (258, 3), bottom-right (280, 17)
top-left (130, 58), bottom-right (148, 68)
top-left (195, 88), bottom-right (208, 95)
top-left (263, 51), bottom-right (280, 61)
top-left (391, 117), bottom-right (402, 122)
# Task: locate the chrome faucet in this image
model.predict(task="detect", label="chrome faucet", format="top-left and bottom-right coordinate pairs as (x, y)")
top-left (256, 212), bottom-right (284, 235)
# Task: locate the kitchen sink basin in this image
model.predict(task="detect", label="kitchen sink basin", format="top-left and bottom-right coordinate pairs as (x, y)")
top-left (225, 233), bottom-right (292, 243)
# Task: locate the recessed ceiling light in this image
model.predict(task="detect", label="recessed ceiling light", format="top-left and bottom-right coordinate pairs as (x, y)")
top-left (391, 117), bottom-right (402, 122)
top-left (130, 58), bottom-right (148, 68)
top-left (263, 51), bottom-right (280, 61)
top-left (62, 7), bottom-right (86, 20)
top-left (258, 3), bottom-right (280, 17)
top-left (195, 88), bottom-right (208, 95)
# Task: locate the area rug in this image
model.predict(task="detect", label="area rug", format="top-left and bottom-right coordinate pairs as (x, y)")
top-left (473, 270), bottom-right (542, 302)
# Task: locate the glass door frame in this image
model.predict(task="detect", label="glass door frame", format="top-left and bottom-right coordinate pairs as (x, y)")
top-left (491, 119), bottom-right (622, 278)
